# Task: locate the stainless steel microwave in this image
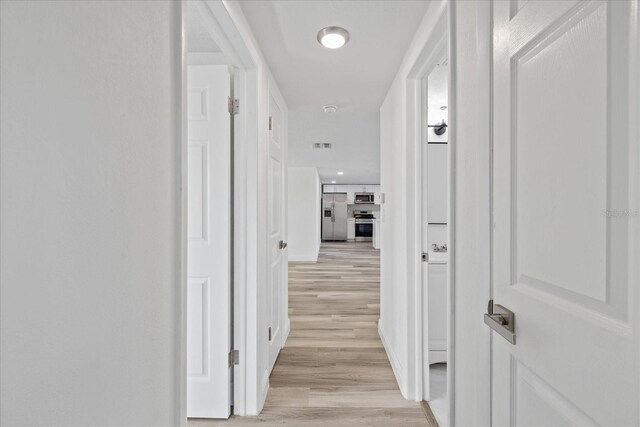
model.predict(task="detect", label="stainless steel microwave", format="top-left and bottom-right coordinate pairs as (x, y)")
top-left (354, 193), bottom-right (374, 204)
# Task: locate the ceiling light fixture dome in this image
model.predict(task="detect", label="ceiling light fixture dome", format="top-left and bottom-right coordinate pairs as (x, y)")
top-left (323, 104), bottom-right (338, 113)
top-left (317, 26), bottom-right (350, 49)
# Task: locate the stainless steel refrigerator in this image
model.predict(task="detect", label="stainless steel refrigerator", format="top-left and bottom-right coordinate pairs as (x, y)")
top-left (322, 193), bottom-right (348, 241)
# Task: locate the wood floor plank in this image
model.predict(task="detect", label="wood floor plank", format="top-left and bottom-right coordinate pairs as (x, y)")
top-left (190, 242), bottom-right (437, 426)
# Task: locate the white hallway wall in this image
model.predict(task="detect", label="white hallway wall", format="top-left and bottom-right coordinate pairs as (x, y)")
top-left (379, 0), bottom-right (447, 401)
top-left (287, 167), bottom-right (321, 262)
top-left (1, 0), bottom-right (290, 422)
top-left (1, 1), bottom-right (183, 426)
top-left (220, 0), bottom-right (290, 414)
top-left (379, 0), bottom-right (493, 425)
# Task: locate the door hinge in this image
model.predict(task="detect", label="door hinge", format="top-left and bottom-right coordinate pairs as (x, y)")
top-left (268, 116), bottom-right (273, 131)
top-left (268, 326), bottom-right (272, 341)
top-left (228, 349), bottom-right (240, 366)
top-left (228, 96), bottom-right (239, 115)
top-left (421, 251), bottom-right (429, 262)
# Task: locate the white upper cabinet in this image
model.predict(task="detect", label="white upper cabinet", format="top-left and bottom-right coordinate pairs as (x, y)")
top-left (427, 145), bottom-right (447, 223)
top-left (324, 184), bottom-right (381, 204)
top-left (347, 185), bottom-right (358, 203)
top-left (373, 186), bottom-right (381, 205)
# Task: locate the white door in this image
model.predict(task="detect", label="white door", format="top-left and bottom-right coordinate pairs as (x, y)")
top-left (267, 90), bottom-right (287, 370)
top-left (187, 65), bottom-right (231, 418)
top-left (491, 1), bottom-right (639, 425)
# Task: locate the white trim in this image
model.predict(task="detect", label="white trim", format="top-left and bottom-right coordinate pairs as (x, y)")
top-left (447, 2), bottom-right (458, 426)
top-left (446, 2), bottom-right (456, 423)
top-left (177, 2), bottom-right (188, 425)
top-left (449, 1), bottom-right (492, 425)
top-left (187, 52), bottom-right (228, 66)
top-left (400, 0), bottom-right (450, 406)
top-left (181, 0), bottom-right (267, 419)
top-left (409, 33), bottom-right (449, 401)
top-left (378, 322), bottom-right (407, 398)
top-left (283, 318), bottom-right (291, 347)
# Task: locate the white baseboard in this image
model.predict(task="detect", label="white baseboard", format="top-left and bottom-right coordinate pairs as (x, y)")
top-left (378, 321), bottom-right (408, 399)
top-left (282, 318), bottom-right (291, 348)
top-left (257, 371), bottom-right (269, 415)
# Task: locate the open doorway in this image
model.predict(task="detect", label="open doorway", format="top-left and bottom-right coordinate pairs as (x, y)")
top-left (185, 1), bottom-right (235, 419)
top-left (421, 56), bottom-right (449, 426)
top-left (321, 184), bottom-right (381, 246)
top-left (183, 1), bottom-right (289, 420)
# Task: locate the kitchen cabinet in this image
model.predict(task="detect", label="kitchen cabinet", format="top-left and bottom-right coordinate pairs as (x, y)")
top-left (427, 145), bottom-right (447, 223)
top-left (324, 184), bottom-right (381, 204)
top-left (347, 218), bottom-right (355, 240)
top-left (364, 185), bottom-right (381, 204)
top-left (342, 185), bottom-right (353, 203)
top-left (428, 262), bottom-right (447, 363)
top-left (374, 187), bottom-right (381, 204)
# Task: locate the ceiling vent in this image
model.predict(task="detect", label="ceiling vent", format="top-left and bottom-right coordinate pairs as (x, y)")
top-left (312, 143), bottom-right (333, 149)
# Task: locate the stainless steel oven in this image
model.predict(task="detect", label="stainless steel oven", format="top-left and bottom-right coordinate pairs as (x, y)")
top-left (353, 210), bottom-right (374, 241)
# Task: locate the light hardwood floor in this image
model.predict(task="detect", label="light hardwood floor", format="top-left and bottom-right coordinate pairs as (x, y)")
top-left (190, 242), bottom-right (435, 426)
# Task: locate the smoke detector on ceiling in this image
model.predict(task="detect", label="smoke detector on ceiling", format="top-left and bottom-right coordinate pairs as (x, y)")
top-left (323, 104), bottom-right (338, 114)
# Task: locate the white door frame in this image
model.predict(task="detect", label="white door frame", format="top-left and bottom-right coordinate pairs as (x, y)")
top-left (446, 1), bottom-right (494, 425)
top-left (416, 39), bottom-right (449, 399)
top-left (406, 2), bottom-right (493, 425)
top-left (405, 0), bottom-right (452, 414)
top-left (180, 0), bottom-right (261, 421)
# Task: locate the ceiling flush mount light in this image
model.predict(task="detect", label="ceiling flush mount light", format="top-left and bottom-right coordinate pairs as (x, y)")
top-left (317, 26), bottom-right (350, 49)
top-left (331, 180), bottom-right (337, 184)
top-left (323, 104), bottom-right (338, 114)
top-left (337, 171), bottom-right (344, 175)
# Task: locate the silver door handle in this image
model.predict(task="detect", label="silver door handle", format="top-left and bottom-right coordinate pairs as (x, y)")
top-left (279, 240), bottom-right (287, 250)
top-left (484, 300), bottom-right (516, 344)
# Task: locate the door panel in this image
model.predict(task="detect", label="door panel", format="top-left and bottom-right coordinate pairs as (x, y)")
top-left (491, 1), bottom-right (639, 426)
top-left (187, 65), bottom-right (231, 418)
top-left (268, 91), bottom-right (286, 371)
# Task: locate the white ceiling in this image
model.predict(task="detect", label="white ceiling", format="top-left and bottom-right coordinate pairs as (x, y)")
top-left (238, 1), bottom-right (431, 184)
top-left (187, 3), bottom-right (221, 53)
